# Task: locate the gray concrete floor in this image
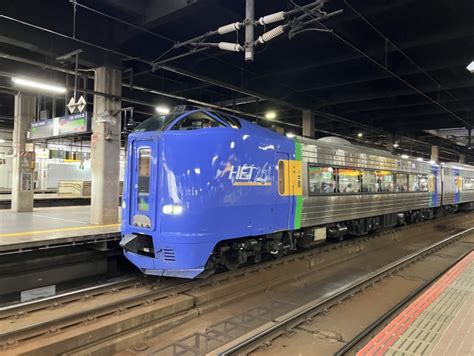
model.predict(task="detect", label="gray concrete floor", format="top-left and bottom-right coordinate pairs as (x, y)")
top-left (0, 206), bottom-right (120, 251)
top-left (0, 193), bottom-right (90, 202)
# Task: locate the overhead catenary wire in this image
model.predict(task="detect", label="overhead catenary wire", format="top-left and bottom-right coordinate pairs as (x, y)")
top-left (289, 1), bottom-right (472, 129)
top-left (343, 0), bottom-right (470, 114)
top-left (0, 9), bottom-right (470, 159)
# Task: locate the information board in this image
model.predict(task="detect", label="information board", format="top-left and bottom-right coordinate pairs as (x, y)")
top-left (31, 112), bottom-right (91, 139)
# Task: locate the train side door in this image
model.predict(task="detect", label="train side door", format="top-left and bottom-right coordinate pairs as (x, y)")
top-left (276, 152), bottom-right (292, 230)
top-left (129, 139), bottom-right (156, 230)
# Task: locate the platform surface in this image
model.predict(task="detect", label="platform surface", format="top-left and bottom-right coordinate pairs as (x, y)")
top-left (0, 206), bottom-right (120, 252)
top-left (358, 250), bottom-right (473, 356)
top-left (0, 193), bottom-right (90, 202)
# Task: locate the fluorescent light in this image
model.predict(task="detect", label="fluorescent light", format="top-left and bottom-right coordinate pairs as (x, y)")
top-left (0, 139), bottom-right (5, 143)
top-left (265, 111), bottom-right (276, 120)
top-left (12, 77), bottom-right (66, 94)
top-left (416, 157), bottom-right (423, 162)
top-left (401, 154), bottom-right (409, 159)
top-left (429, 160), bottom-right (436, 164)
top-left (393, 142), bottom-right (399, 148)
top-left (357, 132), bottom-right (363, 138)
top-left (155, 106), bottom-right (170, 115)
top-left (467, 61), bottom-right (474, 73)
top-left (286, 132), bottom-right (296, 138)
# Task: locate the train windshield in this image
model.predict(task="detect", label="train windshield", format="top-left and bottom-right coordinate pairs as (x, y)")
top-left (134, 114), bottom-right (181, 132)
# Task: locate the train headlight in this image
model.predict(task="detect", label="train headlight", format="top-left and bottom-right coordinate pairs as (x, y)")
top-left (162, 204), bottom-right (183, 215)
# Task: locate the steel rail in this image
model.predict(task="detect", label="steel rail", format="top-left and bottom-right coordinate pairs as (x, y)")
top-left (0, 213), bottom-right (470, 349)
top-left (0, 276), bottom-right (140, 318)
top-left (215, 227), bottom-right (474, 355)
top-left (333, 248), bottom-right (473, 356)
top-left (0, 280), bottom-right (192, 347)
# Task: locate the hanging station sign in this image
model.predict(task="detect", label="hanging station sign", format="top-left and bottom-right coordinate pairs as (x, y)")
top-left (30, 112), bottom-right (91, 140)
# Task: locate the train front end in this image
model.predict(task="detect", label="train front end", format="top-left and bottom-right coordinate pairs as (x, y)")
top-left (120, 111), bottom-right (215, 279)
top-left (120, 109), bottom-right (296, 279)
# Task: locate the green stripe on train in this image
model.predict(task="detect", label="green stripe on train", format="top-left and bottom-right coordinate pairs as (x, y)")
top-left (294, 139), bottom-right (302, 230)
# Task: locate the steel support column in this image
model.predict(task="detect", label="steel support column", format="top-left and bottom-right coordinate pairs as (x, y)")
top-left (244, 0), bottom-right (255, 62)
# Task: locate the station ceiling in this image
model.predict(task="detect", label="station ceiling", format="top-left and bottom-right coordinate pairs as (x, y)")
top-left (0, 0), bottom-right (473, 162)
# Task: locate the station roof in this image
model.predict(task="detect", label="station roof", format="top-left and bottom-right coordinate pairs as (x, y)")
top-left (0, 0), bottom-right (472, 162)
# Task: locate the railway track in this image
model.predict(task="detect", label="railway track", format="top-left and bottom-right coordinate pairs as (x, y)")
top-left (1, 212), bottom-right (472, 355)
top-left (211, 227), bottom-right (474, 355)
top-left (334, 249), bottom-right (472, 356)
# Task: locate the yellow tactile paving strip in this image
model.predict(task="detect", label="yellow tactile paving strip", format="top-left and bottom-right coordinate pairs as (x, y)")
top-left (0, 224), bottom-right (120, 238)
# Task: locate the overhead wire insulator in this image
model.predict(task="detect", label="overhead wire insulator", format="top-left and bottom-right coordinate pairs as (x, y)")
top-left (218, 42), bottom-right (243, 52)
top-left (257, 11), bottom-right (286, 25)
top-left (256, 25), bottom-right (285, 44)
top-left (217, 22), bottom-right (242, 35)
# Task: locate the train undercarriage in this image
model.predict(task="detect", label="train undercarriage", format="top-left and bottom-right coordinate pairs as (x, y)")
top-left (205, 203), bottom-right (472, 275)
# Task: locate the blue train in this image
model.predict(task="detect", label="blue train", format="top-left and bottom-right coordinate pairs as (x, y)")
top-left (120, 107), bottom-right (474, 278)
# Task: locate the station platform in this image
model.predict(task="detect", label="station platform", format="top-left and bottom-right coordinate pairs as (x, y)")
top-left (0, 189), bottom-right (57, 194)
top-left (0, 193), bottom-right (91, 209)
top-left (357, 250), bottom-right (473, 356)
top-left (0, 206), bottom-right (120, 254)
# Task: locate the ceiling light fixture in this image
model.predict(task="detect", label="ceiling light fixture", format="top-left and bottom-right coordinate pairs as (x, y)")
top-left (155, 106), bottom-right (170, 115)
top-left (12, 77), bottom-right (67, 94)
top-left (265, 111), bottom-right (276, 120)
top-left (357, 132), bottom-right (363, 138)
top-left (286, 132), bottom-right (296, 138)
top-left (393, 142), bottom-right (399, 148)
top-left (401, 154), bottom-right (409, 159)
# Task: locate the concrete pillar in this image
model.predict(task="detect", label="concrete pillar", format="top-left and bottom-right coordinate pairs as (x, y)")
top-left (385, 135), bottom-right (395, 154)
top-left (11, 93), bottom-right (36, 212)
top-left (431, 145), bottom-right (439, 162)
top-left (90, 66), bottom-right (122, 224)
top-left (302, 110), bottom-right (315, 138)
top-left (459, 154), bottom-right (465, 164)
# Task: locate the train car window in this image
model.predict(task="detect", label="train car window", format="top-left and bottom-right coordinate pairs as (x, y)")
top-left (278, 160), bottom-right (286, 195)
top-left (209, 111), bottom-right (241, 129)
top-left (171, 112), bottom-right (225, 131)
top-left (137, 148), bottom-right (151, 211)
top-left (463, 177), bottom-right (474, 191)
top-left (308, 166), bottom-right (335, 194)
top-left (376, 171), bottom-right (394, 192)
top-left (394, 173), bottom-right (409, 192)
top-left (418, 174), bottom-right (429, 192)
top-left (408, 174), bottom-right (419, 191)
top-left (134, 114), bottom-right (181, 132)
top-left (338, 169), bottom-right (361, 193)
top-left (361, 171), bottom-right (377, 192)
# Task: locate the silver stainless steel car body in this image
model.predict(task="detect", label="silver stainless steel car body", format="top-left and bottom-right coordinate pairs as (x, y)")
top-left (441, 162), bottom-right (474, 206)
top-left (297, 137), bottom-right (441, 228)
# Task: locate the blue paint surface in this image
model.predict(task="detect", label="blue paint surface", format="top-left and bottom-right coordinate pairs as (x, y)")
top-left (431, 165), bottom-right (440, 207)
top-left (121, 110), bottom-right (294, 278)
